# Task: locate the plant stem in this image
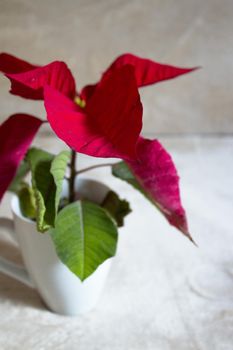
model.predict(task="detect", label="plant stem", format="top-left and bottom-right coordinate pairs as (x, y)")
top-left (76, 162), bottom-right (115, 175)
top-left (69, 150), bottom-right (77, 203)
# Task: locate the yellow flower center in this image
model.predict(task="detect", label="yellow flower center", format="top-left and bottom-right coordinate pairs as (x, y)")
top-left (74, 96), bottom-right (86, 108)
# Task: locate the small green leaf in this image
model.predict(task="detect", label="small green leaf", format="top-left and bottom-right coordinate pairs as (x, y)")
top-left (101, 190), bottom-right (131, 227)
top-left (18, 183), bottom-right (36, 219)
top-left (8, 160), bottom-right (30, 193)
top-left (50, 200), bottom-right (118, 281)
top-left (27, 148), bottom-right (56, 232)
top-left (50, 150), bottom-right (71, 213)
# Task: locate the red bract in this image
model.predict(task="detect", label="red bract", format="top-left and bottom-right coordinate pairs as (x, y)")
top-left (45, 65), bottom-right (142, 159)
top-left (0, 53), bottom-right (37, 73)
top-left (0, 114), bottom-right (42, 201)
top-left (105, 53), bottom-right (198, 86)
top-left (127, 138), bottom-right (192, 240)
top-left (0, 53), bottom-right (76, 100)
top-left (81, 53), bottom-right (198, 101)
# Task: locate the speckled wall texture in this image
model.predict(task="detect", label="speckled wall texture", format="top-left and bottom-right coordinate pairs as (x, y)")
top-left (0, 0), bottom-right (232, 134)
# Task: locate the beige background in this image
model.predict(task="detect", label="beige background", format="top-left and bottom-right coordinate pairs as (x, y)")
top-left (0, 0), bottom-right (233, 134)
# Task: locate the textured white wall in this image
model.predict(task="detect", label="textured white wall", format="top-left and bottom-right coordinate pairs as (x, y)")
top-left (0, 0), bottom-right (232, 134)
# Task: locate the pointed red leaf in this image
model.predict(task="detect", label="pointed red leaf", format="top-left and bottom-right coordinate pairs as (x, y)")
top-left (0, 114), bottom-right (42, 201)
top-left (104, 53), bottom-right (198, 87)
top-left (127, 138), bottom-right (192, 240)
top-left (45, 65), bottom-right (142, 160)
top-left (81, 53), bottom-right (197, 102)
top-left (0, 53), bottom-right (38, 73)
top-left (0, 53), bottom-right (76, 100)
top-left (0, 52), bottom-right (42, 99)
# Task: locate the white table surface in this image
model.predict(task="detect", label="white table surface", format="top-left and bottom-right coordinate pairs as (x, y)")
top-left (0, 135), bottom-right (232, 350)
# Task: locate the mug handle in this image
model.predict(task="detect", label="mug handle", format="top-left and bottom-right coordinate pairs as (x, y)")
top-left (0, 217), bottom-right (34, 288)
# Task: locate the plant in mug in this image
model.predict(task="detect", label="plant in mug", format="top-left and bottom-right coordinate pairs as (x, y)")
top-left (0, 53), bottom-right (196, 281)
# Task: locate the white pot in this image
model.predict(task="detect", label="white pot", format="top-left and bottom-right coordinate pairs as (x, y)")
top-left (0, 178), bottom-right (113, 316)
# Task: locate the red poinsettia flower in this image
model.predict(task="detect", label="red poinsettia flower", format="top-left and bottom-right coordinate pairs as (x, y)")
top-left (0, 52), bottom-right (196, 238)
top-left (0, 52), bottom-right (196, 160)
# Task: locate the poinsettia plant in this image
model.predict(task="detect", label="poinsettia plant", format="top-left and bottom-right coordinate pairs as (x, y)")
top-left (0, 52), bottom-right (196, 281)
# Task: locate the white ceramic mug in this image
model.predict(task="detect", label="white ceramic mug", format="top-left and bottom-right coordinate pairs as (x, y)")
top-left (0, 178), bottom-right (113, 316)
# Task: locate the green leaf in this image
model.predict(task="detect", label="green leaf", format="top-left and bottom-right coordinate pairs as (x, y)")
top-left (27, 148), bottom-right (70, 232)
top-left (8, 160), bottom-right (30, 193)
top-left (50, 150), bottom-right (71, 213)
top-left (101, 190), bottom-right (131, 227)
top-left (27, 148), bottom-right (56, 232)
top-left (18, 183), bottom-right (36, 219)
top-left (50, 200), bottom-right (118, 281)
